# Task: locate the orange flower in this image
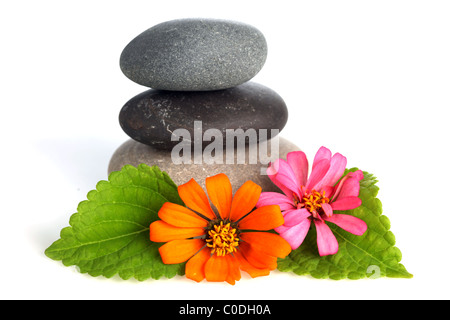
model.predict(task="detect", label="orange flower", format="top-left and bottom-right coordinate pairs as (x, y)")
top-left (149, 173), bottom-right (291, 285)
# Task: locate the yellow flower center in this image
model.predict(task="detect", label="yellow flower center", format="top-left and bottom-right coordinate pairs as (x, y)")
top-left (206, 221), bottom-right (239, 256)
top-left (302, 190), bottom-right (330, 213)
top-left (293, 190), bottom-right (330, 218)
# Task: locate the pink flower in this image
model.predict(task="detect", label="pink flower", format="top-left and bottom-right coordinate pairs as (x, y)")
top-left (256, 147), bottom-right (367, 256)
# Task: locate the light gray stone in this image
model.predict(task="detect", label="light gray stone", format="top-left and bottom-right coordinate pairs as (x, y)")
top-left (119, 18), bottom-right (267, 91)
top-left (108, 137), bottom-right (300, 193)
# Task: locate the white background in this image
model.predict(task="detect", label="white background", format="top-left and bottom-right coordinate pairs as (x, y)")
top-left (1, 0), bottom-right (449, 300)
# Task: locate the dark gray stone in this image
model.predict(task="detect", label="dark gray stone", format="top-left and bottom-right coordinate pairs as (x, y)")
top-left (108, 137), bottom-right (300, 193)
top-left (120, 18), bottom-right (267, 91)
top-left (119, 82), bottom-right (288, 151)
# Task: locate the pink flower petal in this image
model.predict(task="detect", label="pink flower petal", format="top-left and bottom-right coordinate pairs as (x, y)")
top-left (279, 218), bottom-right (311, 250)
top-left (325, 214), bottom-right (367, 236)
top-left (275, 224), bottom-right (290, 234)
top-left (305, 159), bottom-right (330, 192)
top-left (349, 170), bottom-right (364, 181)
top-left (283, 208), bottom-right (311, 227)
top-left (287, 151), bottom-right (309, 187)
top-left (256, 192), bottom-right (295, 211)
top-left (314, 220), bottom-right (339, 256)
top-left (267, 162), bottom-right (295, 199)
top-left (305, 147), bottom-right (332, 191)
top-left (331, 196), bottom-right (362, 211)
top-left (311, 210), bottom-right (324, 221)
top-left (333, 176), bottom-right (361, 201)
top-left (271, 159), bottom-right (302, 196)
top-left (312, 147), bottom-right (332, 171)
top-left (322, 185), bottom-right (334, 198)
top-left (332, 170), bottom-right (364, 201)
top-left (315, 152), bottom-right (347, 191)
top-left (321, 202), bottom-right (333, 218)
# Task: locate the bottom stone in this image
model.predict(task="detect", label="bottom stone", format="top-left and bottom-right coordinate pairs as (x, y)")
top-left (108, 137), bottom-right (300, 193)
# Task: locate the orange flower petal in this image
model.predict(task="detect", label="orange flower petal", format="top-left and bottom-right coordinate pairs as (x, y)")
top-left (234, 250), bottom-right (270, 278)
top-left (158, 239), bottom-right (205, 264)
top-left (185, 247), bottom-right (211, 283)
top-left (178, 178), bottom-right (216, 220)
top-left (229, 180), bottom-right (262, 221)
top-left (204, 254), bottom-right (229, 282)
top-left (205, 173), bottom-right (232, 219)
top-left (150, 220), bottom-right (205, 242)
top-left (158, 202), bottom-right (208, 228)
top-left (239, 242), bottom-right (277, 270)
top-left (240, 232), bottom-right (291, 258)
top-left (225, 255), bottom-right (241, 285)
top-left (238, 205), bottom-right (284, 231)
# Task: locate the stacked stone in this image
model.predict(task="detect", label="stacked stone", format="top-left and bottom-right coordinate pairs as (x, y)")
top-left (109, 18), bottom-right (300, 191)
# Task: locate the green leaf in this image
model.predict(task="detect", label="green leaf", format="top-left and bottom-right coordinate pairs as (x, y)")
top-left (277, 168), bottom-right (412, 280)
top-left (45, 164), bottom-right (185, 281)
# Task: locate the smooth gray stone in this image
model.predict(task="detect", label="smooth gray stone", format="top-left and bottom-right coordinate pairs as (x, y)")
top-left (108, 137), bottom-right (300, 193)
top-left (119, 82), bottom-right (288, 151)
top-left (120, 18), bottom-right (267, 91)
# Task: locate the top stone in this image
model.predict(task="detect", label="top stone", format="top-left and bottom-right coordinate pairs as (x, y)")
top-left (119, 18), bottom-right (268, 91)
